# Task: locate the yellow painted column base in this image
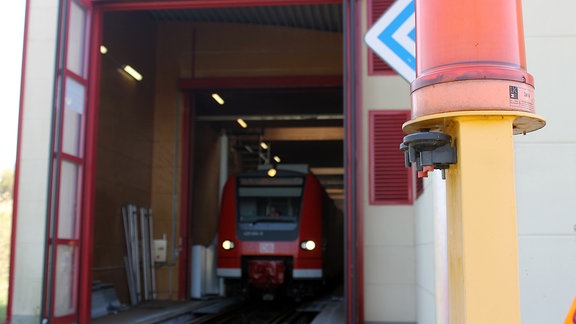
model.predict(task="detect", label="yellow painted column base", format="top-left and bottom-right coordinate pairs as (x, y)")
top-left (402, 110), bottom-right (545, 323)
top-left (445, 114), bottom-right (521, 323)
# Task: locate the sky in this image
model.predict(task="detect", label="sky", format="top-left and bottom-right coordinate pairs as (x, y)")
top-left (0, 1), bottom-right (25, 170)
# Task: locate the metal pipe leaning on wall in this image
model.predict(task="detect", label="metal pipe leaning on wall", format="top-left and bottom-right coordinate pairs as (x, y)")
top-left (122, 203), bottom-right (157, 306)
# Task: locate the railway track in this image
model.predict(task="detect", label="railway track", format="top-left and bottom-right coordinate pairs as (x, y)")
top-left (187, 299), bottom-right (322, 324)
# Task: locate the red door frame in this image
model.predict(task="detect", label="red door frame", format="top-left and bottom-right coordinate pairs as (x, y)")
top-left (80, 2), bottom-right (102, 323)
top-left (79, 1), bottom-right (361, 323)
top-left (343, 0), bottom-right (364, 322)
top-left (41, 0), bottom-right (95, 323)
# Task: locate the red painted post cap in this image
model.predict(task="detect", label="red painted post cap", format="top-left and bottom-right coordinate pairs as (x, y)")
top-left (412, 0), bottom-right (533, 91)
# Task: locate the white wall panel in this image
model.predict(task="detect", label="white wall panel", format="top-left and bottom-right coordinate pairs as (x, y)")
top-left (364, 245), bottom-right (415, 285)
top-left (517, 37), bottom-right (576, 143)
top-left (415, 243), bottom-right (434, 296)
top-left (11, 244), bottom-right (43, 314)
top-left (417, 284), bottom-right (436, 324)
top-left (363, 75), bottom-right (411, 109)
top-left (516, 144), bottom-right (576, 235)
top-left (364, 284), bottom-right (416, 322)
top-left (414, 178), bottom-right (433, 245)
top-left (415, 173), bottom-right (450, 324)
top-left (518, 236), bottom-right (576, 324)
top-left (11, 0), bottom-right (59, 320)
top-left (516, 0), bottom-right (576, 321)
top-left (364, 207), bottom-right (415, 246)
top-left (523, 0), bottom-right (576, 37)
top-left (19, 117), bottom-right (51, 160)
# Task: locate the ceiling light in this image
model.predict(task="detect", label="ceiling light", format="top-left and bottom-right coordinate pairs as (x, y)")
top-left (273, 155), bottom-right (281, 163)
top-left (267, 167), bottom-right (277, 177)
top-left (123, 65), bottom-right (143, 81)
top-left (100, 45), bottom-right (108, 54)
top-left (211, 93), bottom-right (224, 105)
top-left (237, 118), bottom-right (247, 128)
top-left (260, 142), bottom-right (268, 150)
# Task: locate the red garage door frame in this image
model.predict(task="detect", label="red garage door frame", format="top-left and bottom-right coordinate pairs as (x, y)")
top-left (86, 1), bottom-right (362, 323)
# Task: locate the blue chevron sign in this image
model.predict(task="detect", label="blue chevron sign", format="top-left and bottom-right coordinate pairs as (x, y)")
top-left (364, 0), bottom-right (416, 82)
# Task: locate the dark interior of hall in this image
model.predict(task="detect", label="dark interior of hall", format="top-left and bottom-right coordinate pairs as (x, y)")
top-left (92, 3), bottom-right (344, 306)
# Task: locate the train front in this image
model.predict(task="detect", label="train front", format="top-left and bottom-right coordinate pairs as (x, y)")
top-left (216, 170), bottom-right (323, 300)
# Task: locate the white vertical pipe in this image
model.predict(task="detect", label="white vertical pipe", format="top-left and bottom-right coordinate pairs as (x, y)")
top-left (217, 131), bottom-right (228, 296)
top-left (205, 240), bottom-right (219, 295)
top-left (122, 207), bottom-right (137, 305)
top-left (140, 207), bottom-right (149, 301)
top-left (433, 172), bottom-right (449, 324)
top-left (148, 208), bottom-right (157, 300)
top-left (190, 245), bottom-right (205, 299)
top-left (123, 256), bottom-right (136, 306)
top-left (219, 131), bottom-right (228, 200)
top-left (130, 204), bottom-right (141, 303)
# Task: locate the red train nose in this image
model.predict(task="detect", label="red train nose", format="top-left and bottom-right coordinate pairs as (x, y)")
top-left (247, 260), bottom-right (285, 289)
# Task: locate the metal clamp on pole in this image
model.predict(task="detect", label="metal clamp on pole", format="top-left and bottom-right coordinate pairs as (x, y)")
top-left (400, 131), bottom-right (456, 179)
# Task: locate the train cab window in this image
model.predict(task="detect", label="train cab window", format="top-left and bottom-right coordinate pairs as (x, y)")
top-left (236, 176), bottom-right (305, 241)
top-left (237, 190), bottom-right (302, 222)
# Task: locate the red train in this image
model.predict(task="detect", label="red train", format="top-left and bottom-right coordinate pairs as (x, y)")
top-left (216, 167), bottom-right (343, 300)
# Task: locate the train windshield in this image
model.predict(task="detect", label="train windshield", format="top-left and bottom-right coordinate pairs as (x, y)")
top-left (235, 176), bottom-right (304, 240)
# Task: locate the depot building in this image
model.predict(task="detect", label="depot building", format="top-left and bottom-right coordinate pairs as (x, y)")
top-left (6, 0), bottom-right (576, 323)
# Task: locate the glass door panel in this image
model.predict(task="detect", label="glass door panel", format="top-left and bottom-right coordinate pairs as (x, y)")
top-left (57, 161), bottom-right (81, 239)
top-left (66, 0), bottom-right (87, 77)
top-left (53, 244), bottom-right (79, 317)
top-left (63, 77), bottom-right (85, 157)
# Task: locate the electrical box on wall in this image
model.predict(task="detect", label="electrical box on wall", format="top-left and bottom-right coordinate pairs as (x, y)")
top-left (153, 239), bottom-right (167, 263)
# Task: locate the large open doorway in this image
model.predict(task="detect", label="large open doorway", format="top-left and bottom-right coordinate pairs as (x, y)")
top-left (88, 1), bottom-right (354, 322)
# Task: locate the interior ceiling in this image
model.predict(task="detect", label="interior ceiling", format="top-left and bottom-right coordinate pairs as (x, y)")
top-left (192, 86), bottom-right (343, 170)
top-left (148, 4), bottom-right (343, 32)
top-left (148, 4), bottom-right (345, 206)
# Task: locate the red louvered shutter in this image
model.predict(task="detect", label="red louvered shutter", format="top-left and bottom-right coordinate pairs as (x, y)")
top-left (368, 0), bottom-right (396, 75)
top-left (369, 110), bottom-right (413, 204)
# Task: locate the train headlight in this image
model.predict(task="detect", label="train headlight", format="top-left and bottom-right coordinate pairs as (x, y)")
top-left (300, 240), bottom-right (316, 251)
top-left (222, 240), bottom-right (235, 250)
top-left (267, 167), bottom-right (277, 177)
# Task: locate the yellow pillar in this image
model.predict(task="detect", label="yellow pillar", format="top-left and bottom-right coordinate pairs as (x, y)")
top-left (403, 110), bottom-right (545, 323)
top-left (446, 114), bottom-right (520, 323)
top-left (406, 1), bottom-right (546, 321)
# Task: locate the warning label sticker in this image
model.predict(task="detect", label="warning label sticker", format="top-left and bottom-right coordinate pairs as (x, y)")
top-left (509, 85), bottom-right (534, 112)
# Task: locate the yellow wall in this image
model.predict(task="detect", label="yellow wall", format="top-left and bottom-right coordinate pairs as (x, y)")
top-left (94, 11), bottom-right (157, 304)
top-left (193, 22), bottom-right (342, 77)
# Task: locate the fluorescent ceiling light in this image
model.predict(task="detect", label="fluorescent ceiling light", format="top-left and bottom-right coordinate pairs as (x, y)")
top-left (100, 45), bottom-right (108, 54)
top-left (211, 93), bottom-right (225, 105)
top-left (237, 118), bottom-right (247, 128)
top-left (123, 65), bottom-right (143, 81)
